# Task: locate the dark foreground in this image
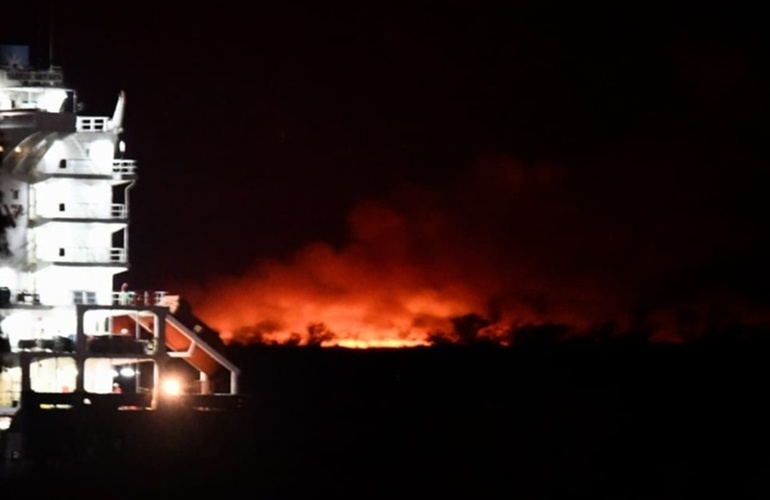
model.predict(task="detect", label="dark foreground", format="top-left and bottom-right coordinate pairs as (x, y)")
top-left (4, 343), bottom-right (770, 498)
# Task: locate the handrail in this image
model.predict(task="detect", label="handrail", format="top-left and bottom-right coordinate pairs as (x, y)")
top-left (112, 290), bottom-right (169, 306)
top-left (0, 290), bottom-right (169, 307)
top-left (38, 246), bottom-right (128, 264)
top-left (165, 315), bottom-right (240, 394)
top-left (75, 116), bottom-right (109, 131)
top-left (4, 68), bottom-right (64, 86)
top-left (111, 203), bottom-right (128, 218)
top-left (110, 248), bottom-right (127, 262)
top-left (112, 160), bottom-right (136, 174)
top-left (55, 158), bottom-right (136, 176)
top-left (30, 202), bottom-right (127, 220)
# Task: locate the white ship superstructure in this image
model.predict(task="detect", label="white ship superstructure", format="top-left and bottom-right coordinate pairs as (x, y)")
top-left (0, 45), bottom-right (241, 454)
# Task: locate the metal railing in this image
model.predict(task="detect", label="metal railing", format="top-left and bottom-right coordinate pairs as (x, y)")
top-left (112, 203), bottom-right (128, 218)
top-left (39, 246), bottom-right (128, 264)
top-left (112, 159), bottom-right (137, 175)
top-left (1, 290), bottom-right (167, 307)
top-left (110, 248), bottom-right (127, 262)
top-left (9, 291), bottom-right (41, 306)
top-left (30, 202), bottom-right (127, 220)
top-left (76, 116), bottom-right (109, 131)
top-left (4, 68), bottom-right (64, 87)
top-left (55, 158), bottom-right (106, 175)
top-left (112, 290), bottom-right (169, 306)
top-left (54, 158), bottom-right (137, 176)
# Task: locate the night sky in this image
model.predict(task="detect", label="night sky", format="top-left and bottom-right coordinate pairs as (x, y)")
top-left (4, 2), bottom-right (769, 344)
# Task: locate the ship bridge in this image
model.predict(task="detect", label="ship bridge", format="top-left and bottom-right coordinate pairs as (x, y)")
top-left (1, 51), bottom-right (243, 450)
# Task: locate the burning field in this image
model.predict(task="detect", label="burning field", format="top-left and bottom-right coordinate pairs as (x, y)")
top-left (181, 154), bottom-right (769, 347)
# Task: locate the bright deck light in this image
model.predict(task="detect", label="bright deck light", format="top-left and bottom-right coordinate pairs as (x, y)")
top-left (0, 417), bottom-right (13, 431)
top-left (161, 378), bottom-right (182, 396)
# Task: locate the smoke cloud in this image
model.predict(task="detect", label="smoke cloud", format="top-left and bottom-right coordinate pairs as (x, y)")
top-left (183, 152), bottom-right (769, 346)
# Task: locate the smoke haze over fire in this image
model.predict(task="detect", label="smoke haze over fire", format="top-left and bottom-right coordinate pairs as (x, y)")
top-left (184, 152), bottom-right (769, 347)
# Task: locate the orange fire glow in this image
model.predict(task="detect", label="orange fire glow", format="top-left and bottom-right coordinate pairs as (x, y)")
top-left (181, 156), bottom-right (769, 347)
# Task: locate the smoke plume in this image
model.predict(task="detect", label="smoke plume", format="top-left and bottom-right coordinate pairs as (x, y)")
top-left (183, 153), bottom-right (769, 347)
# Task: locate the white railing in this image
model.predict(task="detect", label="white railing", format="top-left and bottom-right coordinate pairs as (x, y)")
top-left (41, 246), bottom-right (127, 264)
top-left (110, 247), bottom-right (127, 262)
top-left (5, 68), bottom-right (64, 86)
top-left (56, 158), bottom-right (109, 175)
top-left (76, 116), bottom-right (109, 131)
top-left (112, 203), bottom-right (128, 218)
top-left (31, 202), bottom-right (127, 220)
top-left (53, 158), bottom-right (136, 176)
top-left (0, 289), bottom-right (166, 308)
top-left (111, 290), bottom-right (169, 306)
top-left (112, 159), bottom-right (137, 175)
top-left (11, 291), bottom-right (41, 306)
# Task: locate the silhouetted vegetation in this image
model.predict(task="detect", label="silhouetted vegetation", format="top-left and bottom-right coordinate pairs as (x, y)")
top-left (306, 322), bottom-right (335, 346)
top-left (229, 317), bottom-right (770, 348)
top-left (451, 313), bottom-right (492, 344)
top-left (511, 323), bottom-right (569, 346)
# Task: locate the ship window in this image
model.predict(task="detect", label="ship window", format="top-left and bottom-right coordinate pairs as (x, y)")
top-left (84, 358), bottom-right (156, 397)
top-left (59, 159), bottom-right (67, 169)
top-left (0, 366), bottom-right (21, 408)
top-left (12, 189), bottom-right (19, 200)
top-left (59, 203), bottom-right (65, 212)
top-left (59, 248), bottom-right (65, 257)
top-left (30, 356), bottom-right (77, 393)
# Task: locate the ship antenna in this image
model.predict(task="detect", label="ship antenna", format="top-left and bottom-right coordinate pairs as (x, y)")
top-left (48, 3), bottom-right (55, 68)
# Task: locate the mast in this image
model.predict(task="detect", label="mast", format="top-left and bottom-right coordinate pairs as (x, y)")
top-left (48, 3), bottom-right (55, 69)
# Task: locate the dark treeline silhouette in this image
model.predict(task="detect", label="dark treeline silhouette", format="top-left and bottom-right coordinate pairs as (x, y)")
top-left (215, 335), bottom-right (770, 497)
top-left (231, 312), bottom-right (770, 348)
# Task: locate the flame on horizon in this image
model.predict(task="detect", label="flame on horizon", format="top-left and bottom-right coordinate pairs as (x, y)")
top-left (182, 156), bottom-right (769, 348)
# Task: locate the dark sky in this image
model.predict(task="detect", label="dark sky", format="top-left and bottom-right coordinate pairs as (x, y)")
top-left (4, 2), bottom-right (770, 342)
